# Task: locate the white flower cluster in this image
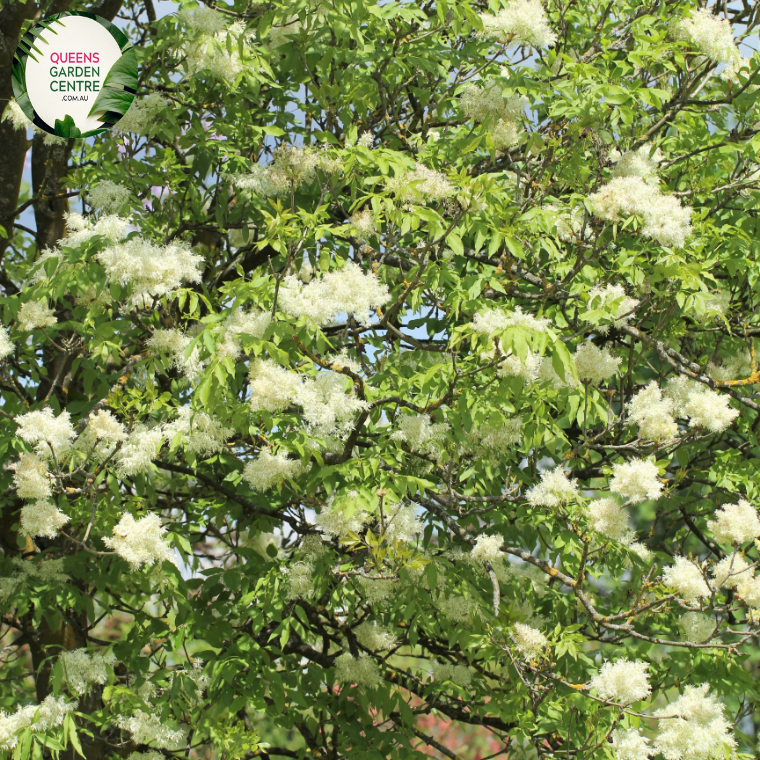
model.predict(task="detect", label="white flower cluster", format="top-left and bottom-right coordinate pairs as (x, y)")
top-left (97, 238), bottom-right (203, 304)
top-left (477, 0), bottom-right (557, 49)
top-left (707, 500), bottom-right (760, 545)
top-left (11, 453), bottom-right (52, 500)
top-left (474, 305), bottom-right (552, 335)
top-left (460, 79), bottom-right (527, 147)
top-left (20, 500), bottom-right (70, 539)
top-left (184, 20), bottom-right (255, 81)
top-left (355, 621), bottom-right (398, 651)
top-left (17, 300), bottom-right (57, 331)
top-left (243, 450), bottom-right (308, 491)
top-left (0, 696), bottom-right (77, 751)
top-left (512, 622), bottom-right (548, 660)
top-left (0, 557), bottom-right (69, 606)
top-left (87, 180), bottom-right (131, 213)
top-left (545, 203), bottom-right (586, 241)
top-left (163, 407), bottom-right (234, 457)
top-left (148, 328), bottom-right (205, 384)
top-left (0, 324), bottom-right (13, 359)
top-left (653, 684), bottom-right (736, 760)
top-left (59, 649), bottom-right (116, 696)
top-left (349, 209), bottom-right (377, 240)
top-left (611, 728), bottom-right (652, 760)
top-left (526, 466), bottom-right (578, 508)
top-left (114, 424), bottom-right (164, 478)
top-left (664, 376), bottom-right (739, 434)
top-left (612, 144), bottom-right (664, 185)
top-left (103, 513), bottom-right (174, 571)
top-left (711, 554), bottom-right (751, 590)
top-left (662, 556), bottom-right (710, 601)
top-left (589, 658), bottom-right (651, 705)
top-left (589, 176), bottom-right (692, 248)
top-left (431, 660), bottom-right (472, 687)
top-left (610, 458), bottom-right (662, 504)
top-left (15, 407), bottom-right (75, 460)
top-left (115, 93), bottom-right (168, 135)
top-left (626, 382), bottom-right (678, 442)
top-left (116, 710), bottom-right (186, 749)
top-left (249, 359), bottom-right (368, 439)
top-left (391, 414), bottom-right (449, 457)
top-left (585, 497), bottom-right (632, 543)
top-left (177, 5), bottom-right (227, 35)
top-left (387, 162), bottom-right (455, 203)
top-left (465, 418), bottom-right (522, 460)
top-left (587, 283), bottom-right (640, 335)
top-left (383, 502), bottom-right (423, 543)
top-left (278, 261), bottom-right (390, 326)
top-left (574, 342), bottom-right (621, 386)
top-left (283, 535), bottom-right (330, 600)
top-left (334, 652), bottom-right (382, 689)
top-left (471, 533), bottom-right (504, 563)
top-left (671, 9), bottom-right (742, 68)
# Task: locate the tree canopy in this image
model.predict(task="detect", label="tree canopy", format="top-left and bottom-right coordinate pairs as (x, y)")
top-left (1, 0), bottom-right (760, 758)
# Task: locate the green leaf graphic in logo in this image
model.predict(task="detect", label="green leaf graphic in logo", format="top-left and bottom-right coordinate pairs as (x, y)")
top-left (12, 12), bottom-right (138, 136)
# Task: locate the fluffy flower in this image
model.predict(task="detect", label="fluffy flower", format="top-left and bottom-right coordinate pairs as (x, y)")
top-left (295, 372), bottom-right (369, 439)
top-left (477, 0), bottom-right (557, 48)
top-left (392, 414), bottom-right (449, 456)
top-left (672, 9), bottom-right (741, 65)
top-left (0, 325), bottom-right (14, 360)
top-left (574, 342), bottom-right (621, 385)
top-left (611, 728), bottom-right (653, 760)
top-left (431, 660), bottom-right (472, 687)
top-left (115, 710), bottom-right (185, 749)
top-left (114, 425), bottom-right (164, 477)
top-left (315, 498), bottom-right (368, 539)
top-left (589, 175), bottom-right (692, 248)
top-left (512, 622), bottom-right (547, 660)
top-left (662, 556), bottom-right (710, 601)
top-left (355, 621), bottom-right (398, 651)
top-left (383, 502), bottom-right (423, 543)
top-left (87, 180), bottom-right (131, 213)
top-left (98, 238), bottom-right (203, 304)
top-left (610, 458), bottom-right (662, 504)
top-left (278, 261), bottom-right (390, 327)
top-left (710, 554), bottom-right (752, 589)
top-left (680, 612), bottom-right (715, 644)
top-left (163, 407), bottom-right (233, 457)
top-left (474, 305), bottom-right (552, 334)
top-left (653, 683), bottom-right (736, 760)
top-left (17, 300), bottom-right (57, 331)
top-left (460, 79), bottom-right (526, 127)
top-left (103, 513), bottom-right (174, 570)
top-left (465, 418), bottom-right (522, 459)
top-left (11, 453), bottom-right (52, 499)
top-left (59, 649), bottom-right (116, 696)
top-left (585, 498), bottom-right (632, 543)
top-left (114, 93), bottom-right (168, 135)
top-left (148, 328), bottom-right (205, 384)
top-left (587, 283), bottom-right (640, 335)
top-left (589, 659), bottom-right (651, 705)
top-left (230, 145), bottom-right (322, 196)
top-left (20, 501), bottom-right (70, 539)
top-left (284, 561), bottom-right (315, 600)
top-left (2, 100), bottom-right (32, 131)
top-left (356, 575), bottom-right (396, 605)
top-left (243, 450), bottom-right (307, 491)
top-left (249, 359), bottom-right (302, 413)
top-left (87, 410), bottom-right (128, 445)
top-left (15, 407), bottom-right (75, 460)
top-left (333, 652), bottom-right (382, 689)
top-left (386, 162), bottom-right (455, 203)
top-left (626, 382), bottom-right (678, 442)
top-left (736, 575), bottom-right (760, 608)
top-left (0, 696), bottom-right (77, 751)
top-left (526, 466), bottom-right (579, 508)
top-left (177, 5), bottom-right (227, 35)
top-left (707, 500), bottom-right (760, 546)
top-left (185, 20), bottom-right (255, 81)
top-left (471, 534), bottom-right (504, 562)
top-left (349, 209), bottom-right (376, 240)
top-left (612, 144), bottom-right (664, 184)
top-left (664, 377), bottom-right (739, 433)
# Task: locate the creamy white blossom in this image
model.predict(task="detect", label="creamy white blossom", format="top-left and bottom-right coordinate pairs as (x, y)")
top-left (587, 283), bottom-right (640, 335)
top-left (589, 176), bottom-right (692, 248)
top-left (574, 342), bottom-right (621, 385)
top-left (87, 410), bottom-right (128, 445)
top-left (460, 79), bottom-right (527, 128)
top-left (114, 424), bottom-right (164, 477)
top-left (315, 497), bottom-right (368, 539)
top-left (148, 328), bottom-right (205, 384)
top-left (653, 683), bottom-right (736, 760)
top-left (295, 372), bottom-right (369, 439)
top-left (612, 144), bottom-right (664, 184)
top-left (278, 261), bottom-right (390, 327)
top-left (474, 305), bottom-right (552, 335)
top-left (707, 500), bottom-right (760, 545)
top-left (383, 502), bottom-right (423, 543)
top-left (710, 554), bottom-right (752, 589)
top-left (0, 696), bottom-right (77, 751)
top-left (512, 622), bottom-right (548, 660)
top-left (386, 162), bottom-right (454, 203)
top-left (611, 728), bottom-right (653, 760)
top-left (626, 382), bottom-right (678, 442)
top-left (465, 418), bottom-right (522, 459)
top-left (1, 100), bottom-right (32, 131)
top-left (243, 450), bottom-right (307, 491)
top-left (11, 453), bottom-right (52, 499)
top-left (589, 659), bottom-right (651, 705)
top-left (585, 497), bottom-right (632, 543)
top-left (185, 20), bottom-right (255, 81)
top-left (391, 414), bottom-right (449, 456)
top-left (215, 308), bottom-right (269, 359)
top-left (431, 660), bottom-right (472, 687)
top-left (20, 500), bottom-right (70, 539)
top-left (526, 466), bottom-right (579, 508)
top-left (178, 5), bottom-right (227, 35)
top-left (349, 209), bottom-right (377, 240)
top-left (15, 407), bottom-right (75, 460)
top-left (610, 458), bottom-right (662, 504)
top-left (115, 93), bottom-right (168, 135)
top-left (115, 710), bottom-right (186, 749)
top-left (334, 652), bottom-right (382, 689)
top-left (249, 358), bottom-right (302, 413)
top-left (98, 237), bottom-right (203, 303)
top-left (230, 145), bottom-right (322, 196)
top-left (163, 407), bottom-right (234, 457)
top-left (17, 300), bottom-right (57, 331)
top-left (477, 0), bottom-right (557, 49)
top-left (355, 621), bottom-right (398, 652)
top-left (471, 533), bottom-right (504, 562)
top-left (0, 325), bottom-right (14, 360)
top-left (664, 377), bottom-right (739, 433)
top-left (662, 556), bottom-right (710, 601)
top-left (284, 561), bottom-right (316, 600)
top-left (87, 180), bottom-right (131, 213)
top-left (59, 649), bottom-right (116, 696)
top-left (103, 513), bottom-right (174, 570)
top-left (671, 9), bottom-right (741, 66)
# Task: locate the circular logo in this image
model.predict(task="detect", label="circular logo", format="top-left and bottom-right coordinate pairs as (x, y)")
top-left (12, 12), bottom-right (138, 138)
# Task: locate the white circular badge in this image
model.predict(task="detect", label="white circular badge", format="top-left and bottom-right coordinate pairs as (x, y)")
top-left (13, 13), bottom-right (138, 137)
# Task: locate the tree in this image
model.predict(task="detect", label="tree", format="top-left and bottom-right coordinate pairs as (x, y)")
top-left (1, 0), bottom-right (760, 757)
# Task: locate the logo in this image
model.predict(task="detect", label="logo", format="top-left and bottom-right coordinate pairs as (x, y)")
top-left (12, 12), bottom-right (138, 138)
